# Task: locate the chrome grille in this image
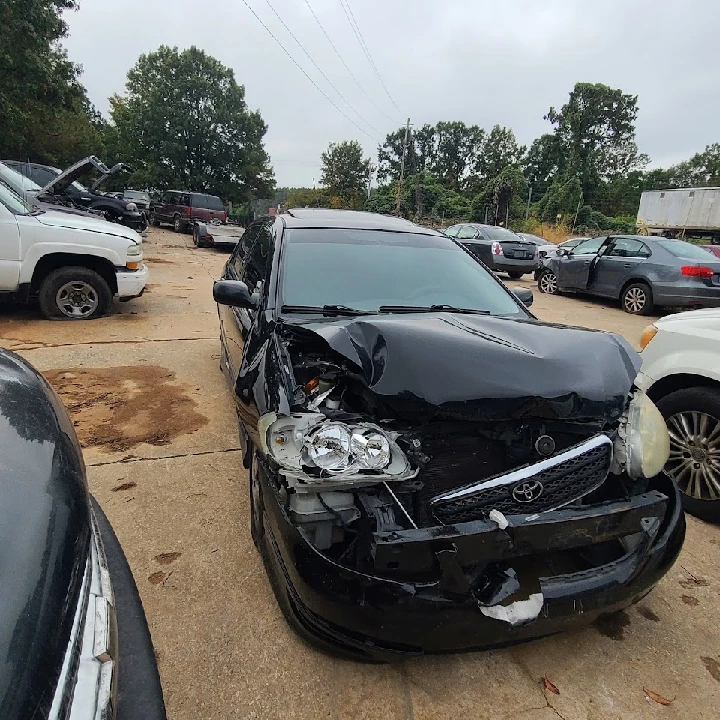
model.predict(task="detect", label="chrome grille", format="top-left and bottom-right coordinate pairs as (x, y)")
top-left (430, 435), bottom-right (612, 525)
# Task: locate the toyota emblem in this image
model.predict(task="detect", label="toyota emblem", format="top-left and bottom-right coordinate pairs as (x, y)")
top-left (512, 480), bottom-right (544, 503)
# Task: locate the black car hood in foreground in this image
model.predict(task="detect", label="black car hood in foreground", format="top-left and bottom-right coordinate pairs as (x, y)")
top-left (284, 313), bottom-right (641, 422)
top-left (0, 351), bottom-right (91, 720)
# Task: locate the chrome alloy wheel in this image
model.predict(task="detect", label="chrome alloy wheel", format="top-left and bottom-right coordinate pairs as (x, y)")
top-left (55, 281), bottom-right (99, 319)
top-left (666, 410), bottom-right (720, 500)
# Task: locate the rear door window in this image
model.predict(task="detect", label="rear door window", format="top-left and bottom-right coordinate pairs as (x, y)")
top-left (607, 238), bottom-right (651, 258)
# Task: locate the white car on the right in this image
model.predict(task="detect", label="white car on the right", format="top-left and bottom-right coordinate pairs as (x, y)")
top-left (636, 308), bottom-right (720, 522)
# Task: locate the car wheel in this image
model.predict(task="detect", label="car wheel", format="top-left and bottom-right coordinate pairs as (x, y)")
top-left (538, 269), bottom-right (559, 294)
top-left (249, 449), bottom-right (265, 549)
top-left (621, 282), bottom-right (654, 315)
top-left (656, 387), bottom-right (720, 523)
top-left (507, 271), bottom-right (524, 280)
top-left (192, 224), bottom-right (207, 248)
top-left (38, 266), bottom-right (112, 320)
top-left (149, 211), bottom-right (160, 227)
top-left (173, 215), bottom-right (183, 233)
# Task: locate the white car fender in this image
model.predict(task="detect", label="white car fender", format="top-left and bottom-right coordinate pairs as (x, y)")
top-left (19, 241), bottom-right (128, 284)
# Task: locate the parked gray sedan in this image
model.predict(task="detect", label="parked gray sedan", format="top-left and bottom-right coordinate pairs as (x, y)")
top-left (444, 223), bottom-right (538, 278)
top-left (537, 235), bottom-right (720, 314)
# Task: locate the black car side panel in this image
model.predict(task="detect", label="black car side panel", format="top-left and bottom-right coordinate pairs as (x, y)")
top-left (0, 351), bottom-right (91, 720)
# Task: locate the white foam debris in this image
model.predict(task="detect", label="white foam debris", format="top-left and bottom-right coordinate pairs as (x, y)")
top-left (489, 509), bottom-right (509, 530)
top-left (480, 592), bottom-right (544, 625)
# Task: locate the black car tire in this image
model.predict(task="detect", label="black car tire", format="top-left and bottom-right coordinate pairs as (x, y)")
top-left (507, 271), bottom-right (524, 280)
top-left (249, 449), bottom-right (265, 549)
top-left (193, 224), bottom-right (208, 248)
top-left (537, 269), bottom-right (559, 294)
top-left (173, 215), bottom-right (184, 233)
top-left (150, 212), bottom-right (160, 227)
top-left (621, 282), bottom-right (654, 315)
top-left (38, 266), bottom-right (112, 320)
top-left (656, 387), bottom-right (720, 523)
top-left (91, 497), bottom-right (167, 720)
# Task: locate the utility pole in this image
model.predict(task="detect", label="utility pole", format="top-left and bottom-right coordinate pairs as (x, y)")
top-left (367, 163), bottom-right (374, 200)
top-left (395, 118), bottom-right (411, 215)
top-left (571, 191), bottom-right (583, 232)
top-left (525, 186), bottom-right (532, 220)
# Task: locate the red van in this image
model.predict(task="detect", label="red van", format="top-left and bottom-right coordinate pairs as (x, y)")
top-left (150, 190), bottom-right (227, 232)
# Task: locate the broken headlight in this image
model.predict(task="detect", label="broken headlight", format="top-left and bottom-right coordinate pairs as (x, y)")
top-left (615, 390), bottom-right (670, 479)
top-left (258, 412), bottom-right (413, 484)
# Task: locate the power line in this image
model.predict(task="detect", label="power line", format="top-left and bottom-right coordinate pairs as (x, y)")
top-left (239, 0), bottom-right (381, 143)
top-left (260, 0), bottom-right (382, 137)
top-left (302, 0), bottom-right (398, 126)
top-left (337, 0), bottom-right (402, 116)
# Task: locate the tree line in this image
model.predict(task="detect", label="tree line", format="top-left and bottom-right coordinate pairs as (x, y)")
top-left (303, 83), bottom-right (720, 235)
top-left (1, 1), bottom-right (274, 216)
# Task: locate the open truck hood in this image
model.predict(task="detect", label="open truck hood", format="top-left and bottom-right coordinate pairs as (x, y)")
top-left (37, 155), bottom-right (109, 197)
top-left (90, 162), bottom-right (132, 192)
top-left (284, 313), bottom-right (641, 422)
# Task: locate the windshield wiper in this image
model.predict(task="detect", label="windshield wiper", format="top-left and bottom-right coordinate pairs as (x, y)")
top-left (28, 206), bottom-right (45, 216)
top-left (281, 304), bottom-right (373, 317)
top-left (378, 304), bottom-right (491, 315)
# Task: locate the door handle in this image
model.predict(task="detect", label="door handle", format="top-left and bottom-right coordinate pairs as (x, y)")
top-left (623, 263), bottom-right (632, 268)
top-left (583, 260), bottom-right (591, 264)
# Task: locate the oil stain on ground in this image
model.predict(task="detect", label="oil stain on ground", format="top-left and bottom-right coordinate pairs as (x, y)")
top-left (45, 366), bottom-right (207, 452)
top-left (593, 610), bottom-right (631, 640)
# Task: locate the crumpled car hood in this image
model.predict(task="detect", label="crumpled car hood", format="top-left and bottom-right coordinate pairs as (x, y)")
top-left (286, 313), bottom-right (641, 422)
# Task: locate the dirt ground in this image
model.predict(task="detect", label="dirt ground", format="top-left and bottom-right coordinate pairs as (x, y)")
top-left (1, 227), bottom-right (718, 720)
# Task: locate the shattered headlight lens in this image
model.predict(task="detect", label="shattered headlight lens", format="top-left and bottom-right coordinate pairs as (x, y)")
top-left (350, 430), bottom-right (391, 469)
top-left (306, 422), bottom-right (352, 470)
top-left (260, 413), bottom-right (408, 481)
top-left (620, 390), bottom-right (670, 478)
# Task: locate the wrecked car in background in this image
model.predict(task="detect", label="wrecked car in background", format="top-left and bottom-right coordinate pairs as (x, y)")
top-left (5, 157), bottom-right (147, 232)
top-left (214, 208), bottom-right (685, 660)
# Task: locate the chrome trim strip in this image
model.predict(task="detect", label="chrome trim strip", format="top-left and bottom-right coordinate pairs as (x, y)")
top-left (49, 559), bottom-right (90, 719)
top-left (430, 434), bottom-right (613, 504)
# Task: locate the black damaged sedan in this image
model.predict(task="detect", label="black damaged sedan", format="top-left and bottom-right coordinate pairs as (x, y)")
top-left (214, 208), bottom-right (685, 660)
top-left (0, 350), bottom-right (165, 718)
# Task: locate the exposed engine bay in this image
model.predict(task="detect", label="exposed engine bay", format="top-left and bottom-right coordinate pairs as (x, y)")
top-left (256, 314), bottom-right (669, 591)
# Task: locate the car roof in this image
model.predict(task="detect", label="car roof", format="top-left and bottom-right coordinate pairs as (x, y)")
top-left (281, 208), bottom-right (439, 235)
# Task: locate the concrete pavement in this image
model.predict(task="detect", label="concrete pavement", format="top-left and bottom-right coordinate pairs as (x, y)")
top-left (1, 227), bottom-right (718, 720)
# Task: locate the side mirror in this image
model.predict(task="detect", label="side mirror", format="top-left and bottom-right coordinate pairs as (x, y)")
top-left (213, 280), bottom-right (258, 308)
top-left (513, 287), bottom-right (534, 307)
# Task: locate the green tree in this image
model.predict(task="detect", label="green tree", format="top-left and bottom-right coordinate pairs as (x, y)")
top-left (320, 140), bottom-right (370, 208)
top-left (433, 121), bottom-right (485, 190)
top-left (546, 82), bottom-right (643, 205)
top-left (471, 166), bottom-right (527, 224)
top-left (110, 45), bottom-right (274, 202)
top-left (474, 125), bottom-right (525, 183)
top-left (0, 0), bottom-right (103, 164)
top-left (524, 134), bottom-right (562, 199)
top-left (670, 144), bottom-right (720, 186)
top-left (536, 176), bottom-right (583, 223)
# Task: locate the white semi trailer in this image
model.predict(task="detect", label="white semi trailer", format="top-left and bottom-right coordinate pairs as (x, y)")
top-left (636, 187), bottom-right (720, 243)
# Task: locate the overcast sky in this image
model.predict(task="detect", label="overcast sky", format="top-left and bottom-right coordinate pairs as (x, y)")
top-left (65, 0), bottom-right (719, 187)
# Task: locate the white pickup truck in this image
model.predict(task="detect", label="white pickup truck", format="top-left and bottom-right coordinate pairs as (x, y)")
top-left (0, 175), bottom-right (148, 319)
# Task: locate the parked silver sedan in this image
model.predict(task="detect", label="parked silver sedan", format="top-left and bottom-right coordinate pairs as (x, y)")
top-left (537, 235), bottom-right (720, 314)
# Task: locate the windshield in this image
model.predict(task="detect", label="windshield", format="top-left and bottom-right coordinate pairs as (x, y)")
top-left (0, 163), bottom-right (41, 192)
top-left (657, 240), bottom-right (718, 260)
top-left (125, 190), bottom-right (149, 200)
top-left (280, 229), bottom-right (524, 316)
top-left (192, 194), bottom-right (224, 210)
top-left (0, 180), bottom-right (32, 214)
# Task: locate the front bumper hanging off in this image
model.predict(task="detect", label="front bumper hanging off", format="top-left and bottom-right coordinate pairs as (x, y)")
top-left (258, 461), bottom-right (685, 660)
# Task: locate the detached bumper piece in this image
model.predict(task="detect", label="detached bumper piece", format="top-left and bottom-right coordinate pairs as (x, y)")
top-left (261, 460), bottom-right (685, 660)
